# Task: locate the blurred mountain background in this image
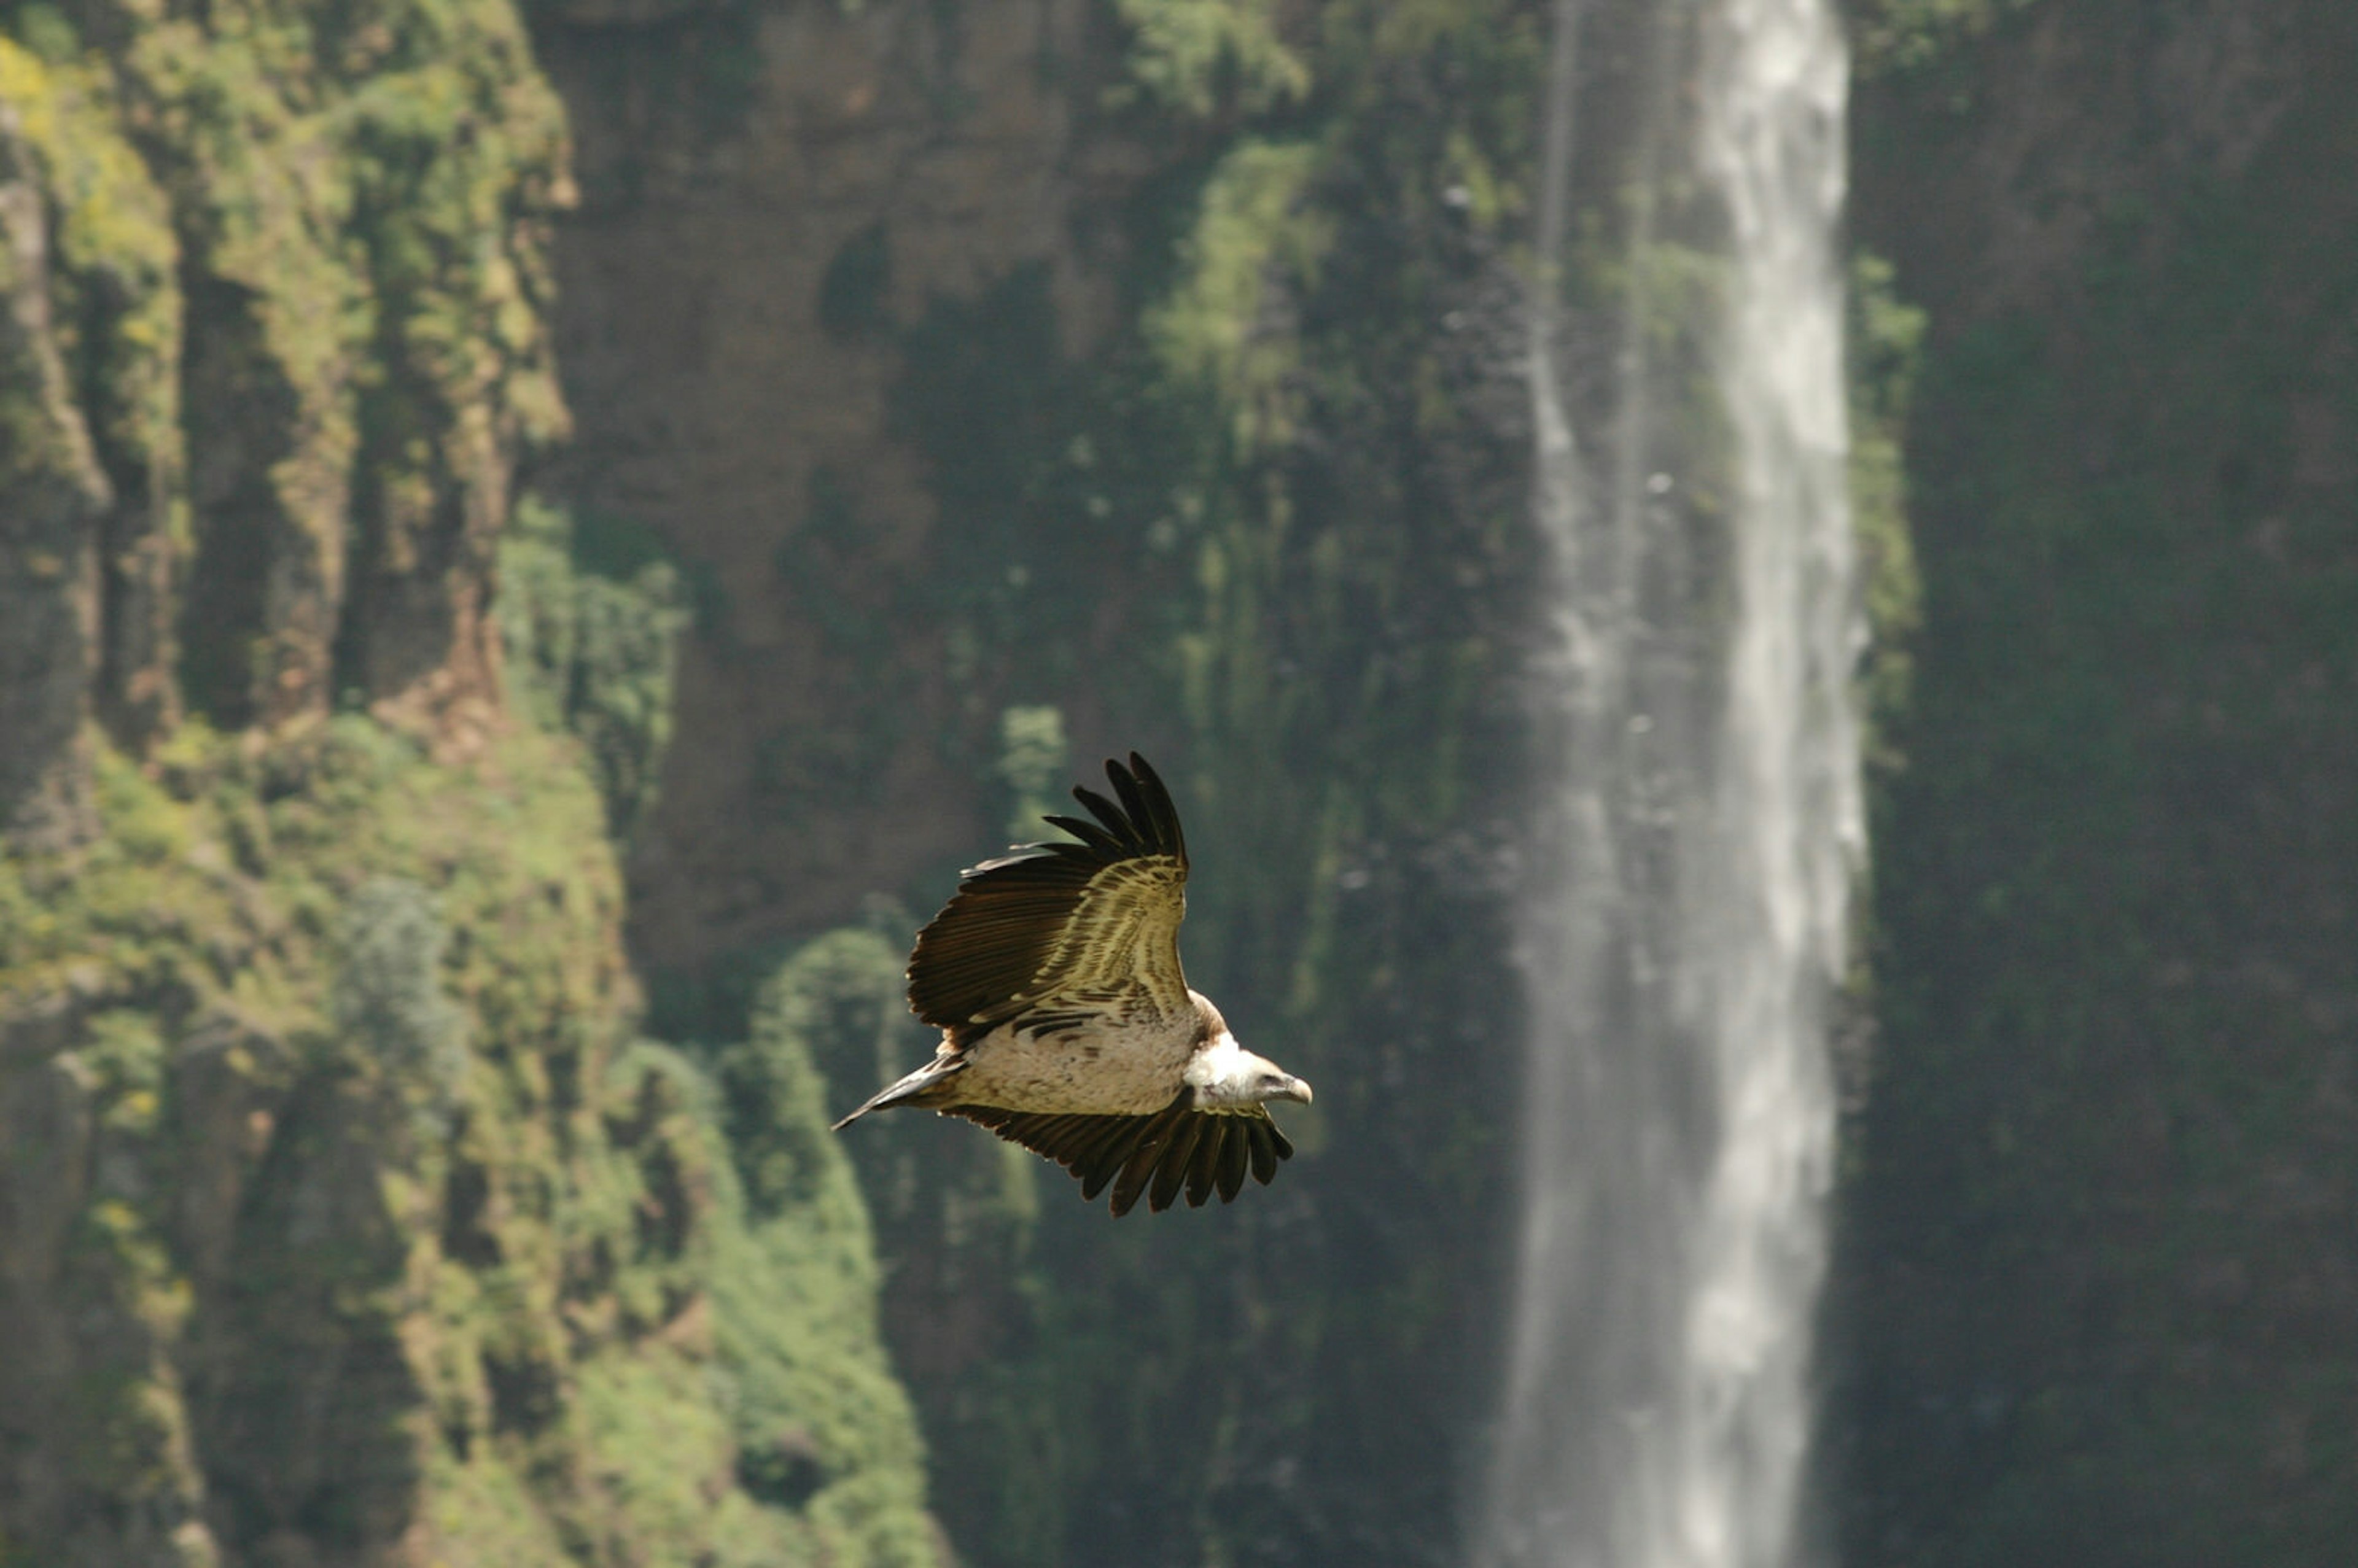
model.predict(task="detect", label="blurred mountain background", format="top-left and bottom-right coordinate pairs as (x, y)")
top-left (0, 0), bottom-right (2351, 1564)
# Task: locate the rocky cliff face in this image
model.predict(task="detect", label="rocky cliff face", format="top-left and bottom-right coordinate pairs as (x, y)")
top-left (0, 0), bottom-right (569, 818)
top-left (4, 0), bottom-right (1533, 1559)
top-left (0, 2), bottom-right (934, 1562)
top-left (1842, 2), bottom-right (2358, 1562)
top-left (0, 41), bottom-right (166, 850)
top-left (0, 722), bottom-right (936, 1567)
top-left (526, 1), bottom-right (1539, 1562)
top-left (14, 0), bottom-right (2349, 1563)
top-left (531, 0), bottom-right (1179, 975)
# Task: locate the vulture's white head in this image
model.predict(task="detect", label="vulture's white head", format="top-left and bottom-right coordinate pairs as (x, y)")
top-left (1183, 993), bottom-right (1313, 1111)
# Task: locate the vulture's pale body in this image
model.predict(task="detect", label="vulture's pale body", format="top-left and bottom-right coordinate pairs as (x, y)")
top-left (833, 754), bottom-right (1312, 1215)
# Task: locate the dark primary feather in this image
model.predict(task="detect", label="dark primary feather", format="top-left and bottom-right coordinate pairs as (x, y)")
top-left (904, 753), bottom-right (1189, 1036)
top-left (951, 1093), bottom-right (1293, 1217)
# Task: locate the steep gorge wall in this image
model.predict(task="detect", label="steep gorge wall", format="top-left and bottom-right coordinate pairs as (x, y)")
top-left (1842, 2), bottom-right (2358, 1561)
top-left (32, 0), bottom-right (2345, 1562)
top-left (1, 0), bottom-right (1546, 1559)
top-left (0, 0), bottom-right (570, 796)
top-left (531, 0), bottom-right (1190, 976)
top-left (0, 1), bottom-right (935, 1561)
top-left (0, 720), bottom-right (937, 1567)
top-left (528, 1), bottom-right (1543, 1563)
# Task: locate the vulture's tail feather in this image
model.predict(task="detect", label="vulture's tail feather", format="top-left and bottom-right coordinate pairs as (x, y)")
top-left (830, 1054), bottom-right (967, 1130)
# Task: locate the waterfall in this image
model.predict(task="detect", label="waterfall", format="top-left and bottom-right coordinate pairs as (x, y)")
top-left (1477, 0), bottom-right (1859, 1565)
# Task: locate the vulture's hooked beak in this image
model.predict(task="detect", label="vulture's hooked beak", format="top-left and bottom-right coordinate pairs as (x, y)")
top-left (1278, 1076), bottom-right (1314, 1106)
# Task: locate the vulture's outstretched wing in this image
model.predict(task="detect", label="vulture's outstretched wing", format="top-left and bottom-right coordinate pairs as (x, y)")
top-left (951, 1094), bottom-right (1294, 1216)
top-left (906, 753), bottom-right (1190, 1038)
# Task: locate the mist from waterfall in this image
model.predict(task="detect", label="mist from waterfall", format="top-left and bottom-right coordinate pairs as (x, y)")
top-left (1476, 0), bottom-right (1859, 1565)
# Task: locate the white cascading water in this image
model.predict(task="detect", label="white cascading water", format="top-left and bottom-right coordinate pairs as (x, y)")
top-left (1477, 0), bottom-right (1859, 1565)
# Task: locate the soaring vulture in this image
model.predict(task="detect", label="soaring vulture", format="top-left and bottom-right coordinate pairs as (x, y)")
top-left (833, 753), bottom-right (1312, 1216)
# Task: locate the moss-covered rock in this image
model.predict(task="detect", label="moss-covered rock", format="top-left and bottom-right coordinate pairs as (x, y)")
top-left (0, 44), bottom-right (117, 849)
top-left (1, 0), bottom-right (940, 1562)
top-left (2, 0), bottom-right (567, 742)
top-left (0, 28), bottom-right (183, 756)
top-left (0, 716), bottom-right (936, 1565)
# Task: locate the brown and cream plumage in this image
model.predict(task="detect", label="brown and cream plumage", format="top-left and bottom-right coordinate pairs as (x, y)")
top-left (832, 753), bottom-right (1311, 1216)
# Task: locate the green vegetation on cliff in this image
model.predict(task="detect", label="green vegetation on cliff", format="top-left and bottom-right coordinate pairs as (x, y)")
top-left (0, 0), bottom-right (940, 1556)
top-left (0, 32), bottom-right (172, 849)
top-left (0, 713), bottom-right (935, 1566)
top-left (1108, 0), bottom-right (1309, 117)
top-left (497, 495), bottom-right (691, 840)
top-left (1847, 251), bottom-right (1927, 775)
top-left (1845, 3), bottom-right (2358, 1561)
top-left (1, 0), bottom-right (568, 740)
top-left (804, 4), bottom-right (1542, 1562)
top-left (1846, 0), bottom-right (2047, 72)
